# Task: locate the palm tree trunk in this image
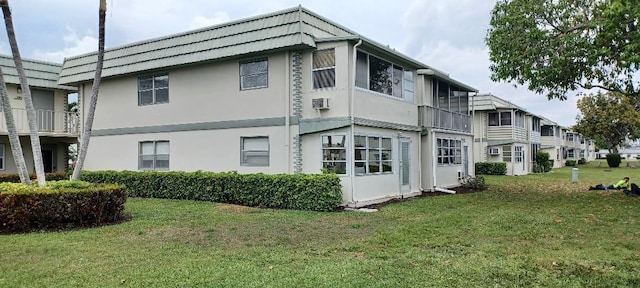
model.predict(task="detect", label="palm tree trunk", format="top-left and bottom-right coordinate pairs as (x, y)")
top-left (72, 0), bottom-right (106, 180)
top-left (1, 0), bottom-right (46, 185)
top-left (0, 69), bottom-right (30, 184)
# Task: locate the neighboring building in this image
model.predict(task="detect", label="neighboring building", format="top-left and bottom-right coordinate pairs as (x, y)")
top-left (470, 94), bottom-right (541, 175)
top-left (540, 117), bottom-right (564, 168)
top-left (597, 148), bottom-right (640, 160)
top-left (58, 6), bottom-right (477, 207)
top-left (0, 55), bottom-right (78, 174)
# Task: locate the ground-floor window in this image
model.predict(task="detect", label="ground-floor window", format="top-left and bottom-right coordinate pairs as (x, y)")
top-left (354, 135), bottom-right (392, 174)
top-left (241, 136), bottom-right (269, 166)
top-left (438, 138), bottom-right (461, 165)
top-left (322, 135), bottom-right (347, 174)
top-left (139, 140), bottom-right (169, 171)
top-left (502, 145), bottom-right (512, 162)
top-left (515, 146), bottom-right (523, 162)
top-left (0, 144), bottom-right (4, 170)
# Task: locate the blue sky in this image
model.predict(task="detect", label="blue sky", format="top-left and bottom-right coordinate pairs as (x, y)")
top-left (0, 0), bottom-right (585, 127)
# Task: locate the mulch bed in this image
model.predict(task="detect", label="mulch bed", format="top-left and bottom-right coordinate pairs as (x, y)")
top-left (354, 186), bottom-right (485, 210)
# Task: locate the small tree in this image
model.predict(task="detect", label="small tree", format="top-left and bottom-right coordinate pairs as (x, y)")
top-left (606, 153), bottom-right (622, 168)
top-left (534, 151), bottom-right (551, 173)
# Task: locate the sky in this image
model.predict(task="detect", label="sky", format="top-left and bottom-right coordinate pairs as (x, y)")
top-left (0, 0), bottom-right (584, 127)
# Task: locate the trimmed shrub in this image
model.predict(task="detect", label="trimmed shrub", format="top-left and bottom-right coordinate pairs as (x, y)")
top-left (0, 181), bottom-right (126, 233)
top-left (534, 151), bottom-right (552, 173)
top-left (565, 160), bottom-right (577, 166)
top-left (0, 172), bottom-right (68, 183)
top-left (461, 175), bottom-right (487, 190)
top-left (81, 171), bottom-right (343, 212)
top-left (606, 153), bottom-right (621, 168)
top-left (578, 158), bottom-right (586, 165)
top-left (475, 162), bottom-right (507, 175)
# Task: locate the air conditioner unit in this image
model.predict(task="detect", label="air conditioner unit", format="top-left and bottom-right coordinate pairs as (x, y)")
top-left (489, 148), bottom-right (500, 155)
top-left (312, 98), bottom-right (329, 110)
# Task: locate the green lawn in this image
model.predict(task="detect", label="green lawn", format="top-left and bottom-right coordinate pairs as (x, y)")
top-left (1, 164), bottom-right (639, 287)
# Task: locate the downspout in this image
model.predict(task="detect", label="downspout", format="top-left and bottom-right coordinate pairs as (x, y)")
top-left (350, 39), bottom-right (363, 205)
top-left (285, 51), bottom-right (291, 173)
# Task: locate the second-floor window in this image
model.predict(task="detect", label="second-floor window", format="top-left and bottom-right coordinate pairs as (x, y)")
top-left (138, 74), bottom-right (169, 105)
top-left (355, 50), bottom-right (413, 100)
top-left (240, 59), bottom-right (268, 90)
top-left (567, 133), bottom-right (574, 141)
top-left (312, 49), bottom-right (335, 89)
top-left (488, 112), bottom-right (512, 126)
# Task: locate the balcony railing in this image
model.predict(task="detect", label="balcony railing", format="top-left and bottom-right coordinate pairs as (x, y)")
top-left (0, 108), bottom-right (79, 135)
top-left (419, 105), bottom-right (471, 133)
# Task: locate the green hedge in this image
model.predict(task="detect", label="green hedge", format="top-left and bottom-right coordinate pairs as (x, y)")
top-left (565, 160), bottom-right (577, 166)
top-left (80, 171), bottom-right (343, 212)
top-left (0, 181), bottom-right (127, 233)
top-left (475, 162), bottom-right (507, 175)
top-left (0, 172), bottom-right (68, 183)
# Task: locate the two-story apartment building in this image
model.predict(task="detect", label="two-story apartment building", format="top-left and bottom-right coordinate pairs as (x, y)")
top-left (58, 6), bottom-right (477, 207)
top-left (470, 94), bottom-right (541, 175)
top-left (0, 55), bottom-right (78, 174)
top-left (540, 117), bottom-right (564, 168)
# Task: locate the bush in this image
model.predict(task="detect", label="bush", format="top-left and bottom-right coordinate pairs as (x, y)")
top-left (0, 181), bottom-right (126, 233)
top-left (606, 153), bottom-right (621, 168)
top-left (0, 172), bottom-right (68, 183)
top-left (534, 151), bottom-right (552, 173)
top-left (461, 176), bottom-right (487, 190)
top-left (578, 158), bottom-right (586, 165)
top-left (475, 162), bottom-right (507, 175)
top-left (81, 171), bottom-right (343, 212)
top-left (565, 160), bottom-right (577, 166)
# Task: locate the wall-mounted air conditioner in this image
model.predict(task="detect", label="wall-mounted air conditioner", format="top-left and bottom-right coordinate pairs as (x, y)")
top-left (312, 98), bottom-right (329, 110)
top-left (489, 148), bottom-right (500, 155)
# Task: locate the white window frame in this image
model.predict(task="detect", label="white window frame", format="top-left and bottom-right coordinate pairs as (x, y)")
top-left (321, 134), bottom-right (348, 175)
top-left (0, 144), bottom-right (4, 170)
top-left (355, 50), bottom-right (413, 101)
top-left (240, 59), bottom-right (268, 90)
top-left (514, 146), bottom-right (523, 162)
top-left (354, 135), bottom-right (393, 175)
top-left (312, 49), bottom-right (336, 89)
top-left (138, 74), bottom-right (169, 105)
top-left (437, 138), bottom-right (462, 165)
top-left (241, 136), bottom-right (270, 167)
top-left (139, 140), bottom-right (170, 171)
top-left (502, 145), bottom-right (512, 162)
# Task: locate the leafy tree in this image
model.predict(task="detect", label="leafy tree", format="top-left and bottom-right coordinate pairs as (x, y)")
top-left (1, 0), bottom-right (46, 185)
top-left (486, 0), bottom-right (640, 100)
top-left (72, 0), bottom-right (106, 180)
top-left (573, 92), bottom-right (640, 154)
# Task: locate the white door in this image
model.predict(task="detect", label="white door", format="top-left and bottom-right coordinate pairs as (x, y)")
top-left (399, 138), bottom-right (411, 194)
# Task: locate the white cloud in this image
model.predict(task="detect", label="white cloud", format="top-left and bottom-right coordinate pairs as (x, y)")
top-left (189, 13), bottom-right (232, 30)
top-left (31, 28), bottom-right (97, 62)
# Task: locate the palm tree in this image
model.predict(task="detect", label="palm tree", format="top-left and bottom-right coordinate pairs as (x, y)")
top-left (0, 0), bottom-right (46, 185)
top-left (0, 69), bottom-right (30, 184)
top-left (72, 0), bottom-right (106, 180)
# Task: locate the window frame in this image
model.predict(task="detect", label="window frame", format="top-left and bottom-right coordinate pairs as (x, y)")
top-left (354, 135), bottom-right (393, 175)
top-left (514, 146), bottom-right (523, 163)
top-left (240, 136), bottom-right (270, 167)
top-left (138, 74), bottom-right (169, 106)
top-left (138, 140), bottom-right (170, 171)
top-left (437, 138), bottom-right (462, 165)
top-left (322, 134), bottom-right (348, 175)
top-left (312, 49), bottom-right (336, 89)
top-left (240, 58), bottom-right (268, 90)
top-left (355, 49), bottom-right (414, 101)
top-left (0, 143), bottom-right (4, 170)
top-left (502, 145), bottom-right (512, 162)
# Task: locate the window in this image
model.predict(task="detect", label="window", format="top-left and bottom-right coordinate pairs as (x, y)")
top-left (501, 112), bottom-right (512, 126)
top-left (532, 118), bottom-right (541, 132)
top-left (541, 126), bottom-right (554, 136)
top-left (241, 137), bottom-right (269, 166)
top-left (502, 145), bottom-right (512, 162)
top-left (567, 133), bottom-right (574, 141)
top-left (488, 111), bottom-right (512, 126)
top-left (0, 144), bottom-right (4, 170)
top-left (437, 138), bottom-right (462, 165)
top-left (514, 112), bottom-right (524, 128)
top-left (240, 59), bottom-right (268, 90)
top-left (138, 74), bottom-right (169, 105)
top-left (354, 136), bottom-right (393, 174)
top-left (515, 146), bottom-right (523, 162)
top-left (322, 135), bottom-right (347, 174)
top-left (567, 149), bottom-right (575, 158)
top-left (139, 141), bottom-right (169, 171)
top-left (531, 144), bottom-right (540, 160)
top-left (312, 49), bottom-right (335, 89)
top-left (355, 50), bottom-right (412, 100)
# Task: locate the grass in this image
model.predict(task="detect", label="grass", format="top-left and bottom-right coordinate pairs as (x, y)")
top-left (1, 164), bottom-right (639, 287)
